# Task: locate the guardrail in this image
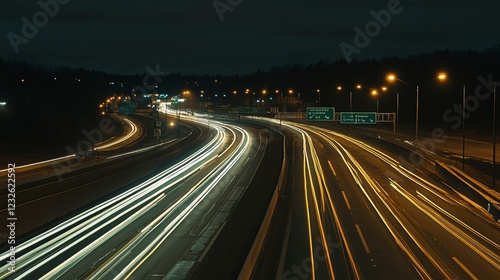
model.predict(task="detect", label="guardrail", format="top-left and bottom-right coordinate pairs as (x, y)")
top-left (238, 130), bottom-right (287, 280)
top-left (435, 161), bottom-right (500, 221)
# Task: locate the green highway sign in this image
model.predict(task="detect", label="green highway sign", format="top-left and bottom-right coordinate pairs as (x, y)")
top-left (306, 107), bottom-right (335, 121)
top-left (340, 112), bottom-right (377, 124)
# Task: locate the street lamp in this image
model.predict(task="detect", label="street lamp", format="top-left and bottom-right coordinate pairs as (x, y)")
top-left (371, 89), bottom-right (379, 113)
top-left (337, 84), bottom-right (362, 112)
top-left (387, 74), bottom-right (419, 141)
top-left (438, 72), bottom-right (466, 170)
top-left (288, 89), bottom-right (294, 111)
top-left (316, 89), bottom-right (321, 106)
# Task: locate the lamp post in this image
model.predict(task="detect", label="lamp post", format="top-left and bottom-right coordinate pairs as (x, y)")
top-left (371, 89), bottom-right (379, 113)
top-left (337, 84), bottom-right (362, 112)
top-left (438, 73), bottom-right (466, 170)
top-left (371, 87), bottom-right (388, 113)
top-left (288, 89), bottom-right (293, 111)
top-left (387, 74), bottom-right (419, 141)
top-left (396, 92), bottom-right (399, 132)
top-left (316, 89), bottom-right (321, 106)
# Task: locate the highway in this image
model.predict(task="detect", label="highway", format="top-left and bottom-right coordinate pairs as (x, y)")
top-left (0, 113), bottom-right (143, 184)
top-left (1, 112), bottom-right (499, 280)
top-left (251, 118), bottom-right (500, 280)
top-left (0, 116), bottom-right (277, 279)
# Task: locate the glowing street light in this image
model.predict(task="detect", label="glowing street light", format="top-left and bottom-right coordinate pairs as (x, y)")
top-left (337, 84), bottom-right (362, 112)
top-left (371, 89), bottom-right (379, 113)
top-left (438, 71), bottom-right (466, 170)
top-left (387, 74), bottom-right (419, 141)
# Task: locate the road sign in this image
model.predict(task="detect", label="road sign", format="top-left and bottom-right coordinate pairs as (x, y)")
top-left (340, 112), bottom-right (377, 124)
top-left (306, 107), bottom-right (335, 121)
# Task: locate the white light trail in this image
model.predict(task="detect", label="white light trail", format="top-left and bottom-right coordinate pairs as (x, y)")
top-left (0, 117), bottom-right (253, 280)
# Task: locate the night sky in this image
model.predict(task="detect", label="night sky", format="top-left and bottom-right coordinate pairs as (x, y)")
top-left (1, 0), bottom-right (499, 75)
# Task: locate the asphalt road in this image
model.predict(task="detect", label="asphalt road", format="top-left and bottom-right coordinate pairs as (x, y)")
top-left (251, 118), bottom-right (500, 280)
top-left (0, 117), bottom-right (282, 279)
top-left (1, 114), bottom-right (499, 279)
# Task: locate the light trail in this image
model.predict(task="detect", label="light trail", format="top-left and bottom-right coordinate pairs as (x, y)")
top-left (0, 118), bottom-right (253, 279)
top-left (95, 117), bottom-right (139, 150)
top-left (0, 115), bottom-right (141, 174)
top-left (284, 120), bottom-right (499, 279)
top-left (0, 125), bottom-right (226, 278)
top-left (288, 124), bottom-right (361, 279)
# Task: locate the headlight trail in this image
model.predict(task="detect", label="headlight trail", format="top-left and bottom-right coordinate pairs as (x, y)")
top-left (0, 118), bottom-right (254, 279)
top-left (95, 117), bottom-right (139, 151)
top-left (285, 123), bottom-right (361, 279)
top-left (283, 121), bottom-right (499, 279)
top-left (0, 115), bottom-right (141, 174)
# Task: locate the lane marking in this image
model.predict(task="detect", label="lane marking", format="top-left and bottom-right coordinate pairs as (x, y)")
top-left (452, 257), bottom-right (478, 280)
top-left (341, 191), bottom-right (351, 210)
top-left (327, 160), bottom-right (337, 176)
top-left (355, 224), bottom-right (370, 254)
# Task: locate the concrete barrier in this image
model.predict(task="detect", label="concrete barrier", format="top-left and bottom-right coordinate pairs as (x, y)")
top-left (238, 130), bottom-right (287, 280)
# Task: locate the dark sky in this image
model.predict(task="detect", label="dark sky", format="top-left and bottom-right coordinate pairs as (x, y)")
top-left (1, 0), bottom-right (499, 75)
